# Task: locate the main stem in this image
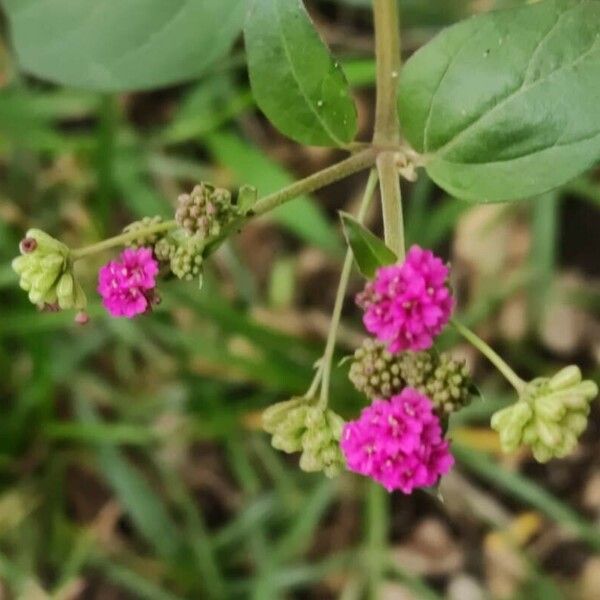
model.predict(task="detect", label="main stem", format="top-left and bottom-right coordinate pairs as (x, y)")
top-left (319, 169), bottom-right (379, 407)
top-left (451, 319), bottom-right (526, 393)
top-left (373, 0), bottom-right (405, 260)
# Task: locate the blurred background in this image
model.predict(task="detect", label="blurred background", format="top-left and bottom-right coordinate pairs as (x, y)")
top-left (1, 0), bottom-right (599, 598)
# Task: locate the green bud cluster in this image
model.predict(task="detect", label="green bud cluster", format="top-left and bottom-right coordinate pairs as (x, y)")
top-left (175, 183), bottom-right (237, 238)
top-left (154, 237), bottom-right (177, 263)
top-left (349, 338), bottom-right (471, 417)
top-left (491, 366), bottom-right (598, 463)
top-left (12, 229), bottom-right (87, 311)
top-left (262, 397), bottom-right (346, 478)
top-left (169, 235), bottom-right (204, 281)
top-left (123, 216), bottom-right (164, 247)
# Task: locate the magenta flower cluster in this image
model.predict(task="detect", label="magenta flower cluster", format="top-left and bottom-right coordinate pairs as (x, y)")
top-left (98, 248), bottom-right (159, 318)
top-left (340, 388), bottom-right (454, 493)
top-left (357, 245), bottom-right (454, 353)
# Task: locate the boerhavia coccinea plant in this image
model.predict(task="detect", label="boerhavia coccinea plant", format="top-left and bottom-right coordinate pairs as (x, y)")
top-left (9, 0), bottom-right (600, 495)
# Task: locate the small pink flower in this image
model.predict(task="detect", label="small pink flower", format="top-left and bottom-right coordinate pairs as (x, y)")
top-left (98, 247), bottom-right (158, 318)
top-left (357, 245), bottom-right (454, 352)
top-left (340, 388), bottom-right (454, 493)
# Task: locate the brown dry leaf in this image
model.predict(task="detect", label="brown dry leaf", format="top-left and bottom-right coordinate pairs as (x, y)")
top-left (484, 512), bottom-right (543, 599)
top-left (582, 471), bottom-right (600, 512)
top-left (453, 205), bottom-right (517, 279)
top-left (447, 574), bottom-right (486, 600)
top-left (539, 274), bottom-right (594, 356)
top-left (380, 582), bottom-right (419, 600)
top-left (390, 518), bottom-right (463, 577)
top-left (498, 293), bottom-right (529, 342)
top-left (579, 556), bottom-right (600, 600)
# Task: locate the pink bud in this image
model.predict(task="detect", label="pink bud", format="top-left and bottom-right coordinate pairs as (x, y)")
top-left (20, 237), bottom-right (38, 254)
top-left (74, 311), bottom-right (90, 325)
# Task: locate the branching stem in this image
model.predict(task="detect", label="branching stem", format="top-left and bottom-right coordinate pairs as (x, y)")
top-left (318, 169), bottom-right (379, 408)
top-left (451, 319), bottom-right (526, 393)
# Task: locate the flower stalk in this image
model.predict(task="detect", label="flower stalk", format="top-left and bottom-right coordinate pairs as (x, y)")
top-left (318, 169), bottom-right (379, 408)
top-left (451, 318), bottom-right (526, 393)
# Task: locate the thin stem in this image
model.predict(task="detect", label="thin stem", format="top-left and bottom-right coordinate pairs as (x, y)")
top-left (71, 150), bottom-right (376, 262)
top-left (203, 149), bottom-right (377, 258)
top-left (366, 482), bottom-right (388, 600)
top-left (372, 0), bottom-right (405, 260)
top-left (71, 220), bottom-right (177, 261)
top-left (451, 319), bottom-right (526, 393)
top-left (318, 169), bottom-right (379, 407)
top-left (251, 149), bottom-right (376, 217)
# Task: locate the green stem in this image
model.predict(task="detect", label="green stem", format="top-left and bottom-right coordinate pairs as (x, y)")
top-left (372, 0), bottom-right (405, 260)
top-left (372, 0), bottom-right (401, 146)
top-left (366, 482), bottom-right (387, 600)
top-left (451, 319), bottom-right (526, 393)
top-left (71, 150), bottom-right (376, 262)
top-left (318, 169), bottom-right (379, 408)
top-left (71, 220), bottom-right (177, 261)
top-left (251, 149), bottom-right (376, 217)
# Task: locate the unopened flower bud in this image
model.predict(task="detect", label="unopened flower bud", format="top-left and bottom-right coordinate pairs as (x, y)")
top-left (170, 236), bottom-right (204, 281)
top-left (349, 338), bottom-right (472, 417)
top-left (12, 229), bottom-right (85, 312)
top-left (262, 397), bottom-right (345, 477)
top-left (75, 311), bottom-right (90, 325)
top-left (123, 216), bottom-right (164, 247)
top-left (175, 183), bottom-right (237, 238)
top-left (491, 366), bottom-right (598, 463)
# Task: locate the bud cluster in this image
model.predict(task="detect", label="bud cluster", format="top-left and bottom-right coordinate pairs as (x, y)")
top-left (169, 235), bottom-right (204, 281)
top-left (262, 397), bottom-right (345, 478)
top-left (349, 338), bottom-right (471, 418)
top-left (12, 229), bottom-right (87, 312)
top-left (491, 366), bottom-right (598, 463)
top-left (175, 183), bottom-right (237, 239)
top-left (123, 216), bottom-right (164, 247)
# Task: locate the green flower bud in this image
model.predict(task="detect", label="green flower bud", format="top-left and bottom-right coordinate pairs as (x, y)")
top-left (12, 229), bottom-right (85, 312)
top-left (262, 397), bottom-right (346, 478)
top-left (154, 237), bottom-right (177, 263)
top-left (491, 366), bottom-right (598, 463)
top-left (175, 183), bottom-right (237, 238)
top-left (169, 235), bottom-right (204, 281)
top-left (123, 216), bottom-right (164, 247)
top-left (349, 338), bottom-right (472, 417)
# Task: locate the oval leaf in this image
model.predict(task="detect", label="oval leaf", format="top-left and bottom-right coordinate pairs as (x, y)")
top-left (244, 0), bottom-right (357, 146)
top-left (340, 212), bottom-right (396, 278)
top-left (399, 0), bottom-right (600, 202)
top-left (2, 0), bottom-right (246, 91)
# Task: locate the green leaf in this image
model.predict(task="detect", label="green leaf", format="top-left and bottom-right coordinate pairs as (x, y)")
top-left (244, 0), bottom-right (357, 146)
top-left (2, 0), bottom-right (245, 91)
top-left (340, 212), bottom-right (396, 278)
top-left (399, 0), bottom-right (600, 202)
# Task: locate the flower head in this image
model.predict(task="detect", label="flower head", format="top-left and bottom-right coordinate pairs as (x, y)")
top-left (340, 388), bottom-right (454, 493)
top-left (12, 229), bottom-right (87, 313)
top-left (491, 366), bottom-right (598, 463)
top-left (357, 245), bottom-right (454, 352)
top-left (98, 247), bottom-right (159, 318)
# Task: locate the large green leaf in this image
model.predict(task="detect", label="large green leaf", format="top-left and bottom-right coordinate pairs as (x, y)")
top-left (399, 0), bottom-right (600, 202)
top-left (2, 0), bottom-right (245, 91)
top-left (244, 0), bottom-right (357, 146)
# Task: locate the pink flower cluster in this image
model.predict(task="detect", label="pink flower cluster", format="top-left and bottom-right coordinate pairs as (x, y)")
top-left (357, 245), bottom-right (454, 353)
top-left (98, 248), bottom-right (159, 318)
top-left (340, 388), bottom-right (454, 493)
